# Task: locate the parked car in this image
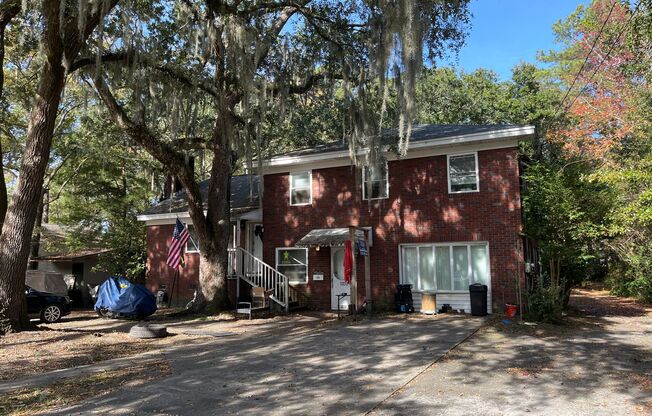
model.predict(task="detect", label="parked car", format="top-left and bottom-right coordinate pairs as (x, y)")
top-left (26, 286), bottom-right (72, 323)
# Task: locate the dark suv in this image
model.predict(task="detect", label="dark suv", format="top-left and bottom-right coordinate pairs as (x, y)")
top-left (26, 286), bottom-right (72, 323)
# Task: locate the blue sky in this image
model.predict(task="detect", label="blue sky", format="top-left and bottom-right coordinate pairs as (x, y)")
top-left (439, 0), bottom-right (587, 79)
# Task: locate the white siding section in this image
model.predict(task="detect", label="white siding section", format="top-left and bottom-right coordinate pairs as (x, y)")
top-left (412, 291), bottom-right (492, 314)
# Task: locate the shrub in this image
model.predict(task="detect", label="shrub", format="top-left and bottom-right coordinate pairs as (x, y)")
top-left (527, 281), bottom-right (564, 324)
top-left (607, 261), bottom-right (652, 303)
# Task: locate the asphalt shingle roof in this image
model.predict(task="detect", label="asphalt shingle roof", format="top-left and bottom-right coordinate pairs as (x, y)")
top-left (141, 124), bottom-right (530, 217)
top-left (273, 124), bottom-right (526, 158)
top-left (141, 174), bottom-right (260, 216)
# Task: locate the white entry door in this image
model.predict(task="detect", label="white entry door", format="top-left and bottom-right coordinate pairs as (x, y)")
top-left (247, 223), bottom-right (264, 260)
top-left (331, 247), bottom-right (350, 310)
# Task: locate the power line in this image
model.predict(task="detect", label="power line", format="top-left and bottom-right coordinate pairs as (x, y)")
top-left (565, 0), bottom-right (642, 111)
top-left (555, 0), bottom-right (618, 115)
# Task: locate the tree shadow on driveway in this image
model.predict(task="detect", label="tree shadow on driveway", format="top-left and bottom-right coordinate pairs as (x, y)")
top-left (372, 290), bottom-right (652, 416)
top-left (44, 314), bottom-right (484, 416)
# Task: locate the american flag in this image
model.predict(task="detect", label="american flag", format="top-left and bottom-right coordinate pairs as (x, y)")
top-left (166, 219), bottom-right (190, 269)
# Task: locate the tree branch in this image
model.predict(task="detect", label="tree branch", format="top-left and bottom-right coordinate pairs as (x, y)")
top-left (68, 51), bottom-right (133, 73)
top-left (92, 74), bottom-right (206, 223)
top-left (266, 71), bottom-right (341, 95)
top-left (253, 3), bottom-right (308, 70)
top-left (71, 51), bottom-right (221, 99)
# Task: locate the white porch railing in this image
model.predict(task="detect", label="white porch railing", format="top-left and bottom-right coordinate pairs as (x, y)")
top-left (228, 247), bottom-right (289, 312)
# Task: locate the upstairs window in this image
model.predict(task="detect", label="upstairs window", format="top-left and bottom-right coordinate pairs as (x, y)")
top-left (362, 164), bottom-right (389, 200)
top-left (448, 153), bottom-right (479, 193)
top-left (290, 171), bottom-right (312, 206)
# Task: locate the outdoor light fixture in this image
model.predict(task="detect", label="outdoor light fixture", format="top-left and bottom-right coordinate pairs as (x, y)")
top-left (315, 246), bottom-right (320, 251)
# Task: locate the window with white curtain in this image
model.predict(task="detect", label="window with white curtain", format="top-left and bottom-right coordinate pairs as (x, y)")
top-left (447, 153), bottom-right (479, 193)
top-left (362, 164), bottom-right (389, 200)
top-left (289, 171), bottom-right (312, 205)
top-left (400, 243), bottom-right (489, 292)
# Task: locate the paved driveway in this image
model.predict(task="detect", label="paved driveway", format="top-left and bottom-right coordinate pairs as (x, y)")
top-left (371, 290), bottom-right (652, 416)
top-left (51, 314), bottom-right (483, 415)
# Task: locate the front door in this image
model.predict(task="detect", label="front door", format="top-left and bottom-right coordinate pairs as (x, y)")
top-left (247, 223), bottom-right (264, 260)
top-left (331, 247), bottom-right (350, 310)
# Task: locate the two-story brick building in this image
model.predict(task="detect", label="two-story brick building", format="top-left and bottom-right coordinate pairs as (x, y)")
top-left (138, 124), bottom-right (534, 313)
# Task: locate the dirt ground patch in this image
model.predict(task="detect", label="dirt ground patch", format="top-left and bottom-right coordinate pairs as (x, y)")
top-left (0, 360), bottom-right (171, 415)
top-left (373, 289), bottom-right (652, 416)
top-left (0, 309), bottom-right (206, 381)
top-left (0, 309), bottom-right (345, 381)
top-left (570, 287), bottom-right (652, 317)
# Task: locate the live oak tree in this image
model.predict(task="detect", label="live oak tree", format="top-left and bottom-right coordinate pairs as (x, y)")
top-left (0, 0), bottom-right (119, 333)
top-left (0, 0), bottom-right (20, 231)
top-left (87, 0), bottom-right (470, 312)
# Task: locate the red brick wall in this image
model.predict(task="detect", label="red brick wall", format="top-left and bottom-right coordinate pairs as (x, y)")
top-left (145, 224), bottom-right (237, 305)
top-left (262, 148), bottom-right (525, 311)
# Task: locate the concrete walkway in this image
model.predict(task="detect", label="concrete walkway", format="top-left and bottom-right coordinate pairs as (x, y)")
top-left (44, 314), bottom-right (483, 415)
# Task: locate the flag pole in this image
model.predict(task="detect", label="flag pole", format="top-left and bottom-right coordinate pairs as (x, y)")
top-left (168, 268), bottom-right (178, 308)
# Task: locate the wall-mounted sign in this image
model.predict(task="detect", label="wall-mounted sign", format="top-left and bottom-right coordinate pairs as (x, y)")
top-left (313, 272), bottom-right (324, 281)
top-left (358, 239), bottom-right (368, 256)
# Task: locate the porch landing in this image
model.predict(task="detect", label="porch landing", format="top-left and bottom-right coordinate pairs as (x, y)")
top-left (46, 314), bottom-right (484, 415)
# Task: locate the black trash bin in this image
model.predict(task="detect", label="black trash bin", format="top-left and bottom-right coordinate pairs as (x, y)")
top-left (395, 284), bottom-right (414, 313)
top-left (469, 283), bottom-right (488, 316)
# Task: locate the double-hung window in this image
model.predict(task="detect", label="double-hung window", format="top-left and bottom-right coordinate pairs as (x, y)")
top-left (276, 248), bottom-right (308, 284)
top-left (290, 171), bottom-right (312, 205)
top-left (400, 243), bottom-right (489, 292)
top-left (185, 224), bottom-right (200, 253)
top-left (362, 164), bottom-right (389, 200)
top-left (447, 153), bottom-right (479, 193)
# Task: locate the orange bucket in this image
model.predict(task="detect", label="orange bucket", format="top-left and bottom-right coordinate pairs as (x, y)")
top-left (505, 304), bottom-right (518, 318)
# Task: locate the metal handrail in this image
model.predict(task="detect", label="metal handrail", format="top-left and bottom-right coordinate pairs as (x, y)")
top-left (228, 247), bottom-right (289, 312)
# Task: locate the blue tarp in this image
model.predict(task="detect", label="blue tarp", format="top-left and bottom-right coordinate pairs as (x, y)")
top-left (94, 276), bottom-right (157, 318)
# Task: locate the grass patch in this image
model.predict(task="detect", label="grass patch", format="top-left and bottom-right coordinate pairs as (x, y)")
top-left (0, 360), bottom-right (170, 415)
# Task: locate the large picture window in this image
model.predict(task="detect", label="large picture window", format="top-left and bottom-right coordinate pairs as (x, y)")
top-left (447, 153), bottom-right (479, 193)
top-left (400, 243), bottom-right (489, 292)
top-left (289, 171), bottom-right (312, 205)
top-left (362, 164), bottom-right (389, 200)
top-left (276, 247), bottom-right (308, 284)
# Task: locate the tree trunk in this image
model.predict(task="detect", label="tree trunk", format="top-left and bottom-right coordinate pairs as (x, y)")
top-left (200, 142), bottom-right (233, 312)
top-left (28, 188), bottom-right (46, 270)
top-left (0, 1), bottom-right (21, 233)
top-left (93, 75), bottom-right (233, 314)
top-left (0, 0), bottom-right (118, 334)
top-left (0, 1), bottom-right (66, 333)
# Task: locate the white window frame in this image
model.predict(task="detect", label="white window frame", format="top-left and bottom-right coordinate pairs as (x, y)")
top-left (185, 224), bottom-right (200, 253)
top-left (275, 247), bottom-right (309, 285)
top-left (447, 152), bottom-right (480, 194)
top-left (398, 242), bottom-right (490, 293)
top-left (289, 171), bottom-right (312, 206)
top-left (362, 163), bottom-right (389, 200)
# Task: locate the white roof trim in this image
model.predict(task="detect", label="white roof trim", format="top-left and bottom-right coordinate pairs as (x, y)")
top-left (136, 212), bottom-right (192, 222)
top-left (137, 207), bottom-right (260, 224)
top-left (259, 126), bottom-right (534, 169)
